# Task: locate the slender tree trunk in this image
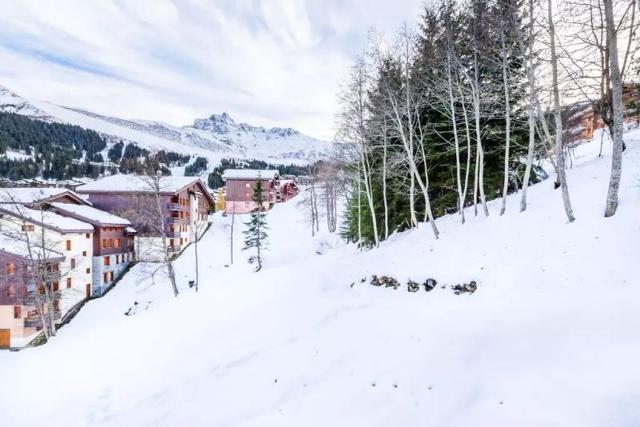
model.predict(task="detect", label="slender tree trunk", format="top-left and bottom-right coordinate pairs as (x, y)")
top-left (603, 0), bottom-right (624, 217)
top-left (382, 129), bottom-right (390, 239)
top-left (37, 211), bottom-right (56, 337)
top-left (154, 178), bottom-right (179, 296)
top-left (230, 209), bottom-right (235, 265)
top-left (500, 34), bottom-right (511, 216)
top-left (417, 142), bottom-right (440, 238)
top-left (473, 54), bottom-right (489, 217)
top-left (194, 225), bottom-right (199, 292)
top-left (548, 0), bottom-right (576, 222)
top-left (447, 49), bottom-right (465, 223)
top-left (357, 164), bottom-right (362, 246)
top-left (459, 84), bottom-right (473, 219)
top-left (519, 0), bottom-right (537, 212)
top-left (361, 151), bottom-right (379, 246)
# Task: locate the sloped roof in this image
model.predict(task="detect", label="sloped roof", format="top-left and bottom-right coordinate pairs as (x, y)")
top-left (222, 169), bottom-right (279, 180)
top-left (49, 203), bottom-right (131, 226)
top-left (76, 174), bottom-right (215, 204)
top-left (0, 204), bottom-right (94, 233)
top-left (0, 234), bottom-right (64, 260)
top-left (0, 187), bottom-right (90, 205)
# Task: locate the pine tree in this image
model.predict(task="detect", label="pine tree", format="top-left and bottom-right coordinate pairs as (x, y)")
top-left (242, 178), bottom-right (269, 271)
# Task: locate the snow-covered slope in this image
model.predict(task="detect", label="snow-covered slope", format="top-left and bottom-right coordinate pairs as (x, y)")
top-left (0, 85), bottom-right (332, 166)
top-left (0, 134), bottom-right (639, 426)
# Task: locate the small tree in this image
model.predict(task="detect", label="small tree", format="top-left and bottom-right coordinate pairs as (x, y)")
top-left (242, 178), bottom-right (269, 272)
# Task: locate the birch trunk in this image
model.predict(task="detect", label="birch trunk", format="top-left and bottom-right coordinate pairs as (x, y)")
top-left (500, 33), bottom-right (511, 216)
top-left (230, 208), bottom-right (235, 265)
top-left (548, 0), bottom-right (576, 222)
top-left (519, 0), bottom-right (537, 212)
top-left (447, 49), bottom-right (465, 223)
top-left (603, 0), bottom-right (624, 217)
top-left (381, 125), bottom-right (390, 239)
top-left (473, 53), bottom-right (489, 217)
top-left (459, 84), bottom-right (473, 220)
top-left (361, 148), bottom-right (379, 246)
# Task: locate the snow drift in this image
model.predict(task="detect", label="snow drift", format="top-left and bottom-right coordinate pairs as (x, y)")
top-left (0, 133), bottom-right (638, 426)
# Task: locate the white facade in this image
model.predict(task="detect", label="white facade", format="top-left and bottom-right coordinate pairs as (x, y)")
top-left (0, 213), bottom-right (93, 319)
top-left (91, 251), bottom-right (134, 296)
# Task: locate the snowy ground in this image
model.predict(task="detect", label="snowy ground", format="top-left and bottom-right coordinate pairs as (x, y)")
top-left (1, 133), bottom-right (639, 426)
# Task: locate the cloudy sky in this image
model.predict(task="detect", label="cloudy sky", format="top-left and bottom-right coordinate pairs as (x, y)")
top-left (0, 0), bottom-right (424, 140)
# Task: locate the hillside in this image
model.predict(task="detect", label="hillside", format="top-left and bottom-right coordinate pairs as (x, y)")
top-left (0, 85), bottom-right (333, 170)
top-left (0, 134), bottom-right (638, 426)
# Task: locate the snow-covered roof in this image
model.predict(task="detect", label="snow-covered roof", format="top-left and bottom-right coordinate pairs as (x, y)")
top-left (49, 203), bottom-right (131, 226)
top-left (222, 169), bottom-right (279, 180)
top-left (77, 175), bottom-right (206, 194)
top-left (0, 204), bottom-right (94, 233)
top-left (0, 187), bottom-right (87, 204)
top-left (0, 234), bottom-right (64, 260)
top-left (125, 226), bottom-right (137, 234)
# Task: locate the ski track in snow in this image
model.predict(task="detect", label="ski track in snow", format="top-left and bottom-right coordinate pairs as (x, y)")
top-left (0, 132), bottom-right (639, 426)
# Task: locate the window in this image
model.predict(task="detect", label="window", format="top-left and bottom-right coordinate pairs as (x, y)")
top-left (70, 258), bottom-right (76, 269)
top-left (102, 239), bottom-right (107, 249)
top-left (22, 224), bottom-right (34, 232)
top-left (103, 272), bottom-right (109, 283)
top-left (52, 282), bottom-right (59, 292)
top-left (85, 233), bottom-right (90, 239)
top-left (103, 256), bottom-right (110, 266)
top-left (82, 250), bottom-right (87, 256)
top-left (169, 239), bottom-right (174, 247)
top-left (66, 278), bottom-right (72, 289)
top-left (109, 271), bottom-right (114, 282)
top-left (114, 239), bottom-right (120, 248)
top-left (115, 255), bottom-right (119, 264)
top-left (6, 285), bottom-right (15, 298)
top-left (14, 306), bottom-right (21, 319)
top-left (66, 240), bottom-right (72, 251)
top-left (6, 262), bottom-right (15, 275)
top-left (86, 268), bottom-right (91, 274)
top-left (108, 239), bottom-right (114, 248)
top-left (245, 183), bottom-right (251, 188)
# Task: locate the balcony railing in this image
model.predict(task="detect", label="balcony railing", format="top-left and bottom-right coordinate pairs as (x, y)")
top-left (167, 203), bottom-right (181, 211)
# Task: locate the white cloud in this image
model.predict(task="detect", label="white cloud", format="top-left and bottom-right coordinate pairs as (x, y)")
top-left (0, 0), bottom-right (423, 140)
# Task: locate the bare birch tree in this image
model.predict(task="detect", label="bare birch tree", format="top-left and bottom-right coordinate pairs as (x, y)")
top-left (547, 0), bottom-right (576, 222)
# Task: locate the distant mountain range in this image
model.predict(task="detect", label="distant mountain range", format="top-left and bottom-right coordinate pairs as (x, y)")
top-left (0, 85), bottom-right (332, 167)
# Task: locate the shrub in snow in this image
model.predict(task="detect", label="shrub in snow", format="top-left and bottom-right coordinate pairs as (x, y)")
top-left (423, 278), bottom-right (437, 292)
top-left (407, 280), bottom-right (420, 292)
top-left (452, 281), bottom-right (477, 295)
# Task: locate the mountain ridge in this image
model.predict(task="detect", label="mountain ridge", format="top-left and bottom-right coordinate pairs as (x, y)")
top-left (0, 85), bottom-right (332, 166)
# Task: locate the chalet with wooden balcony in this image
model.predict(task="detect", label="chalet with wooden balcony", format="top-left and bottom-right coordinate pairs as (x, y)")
top-left (222, 169), bottom-right (298, 214)
top-left (47, 203), bottom-right (136, 296)
top-left (0, 203), bottom-right (94, 319)
top-left (76, 175), bottom-right (214, 252)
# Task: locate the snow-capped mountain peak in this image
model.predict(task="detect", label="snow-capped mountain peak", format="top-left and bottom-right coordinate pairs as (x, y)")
top-left (0, 85), bottom-right (332, 166)
top-left (0, 85), bottom-right (52, 120)
top-left (191, 112), bottom-right (301, 139)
